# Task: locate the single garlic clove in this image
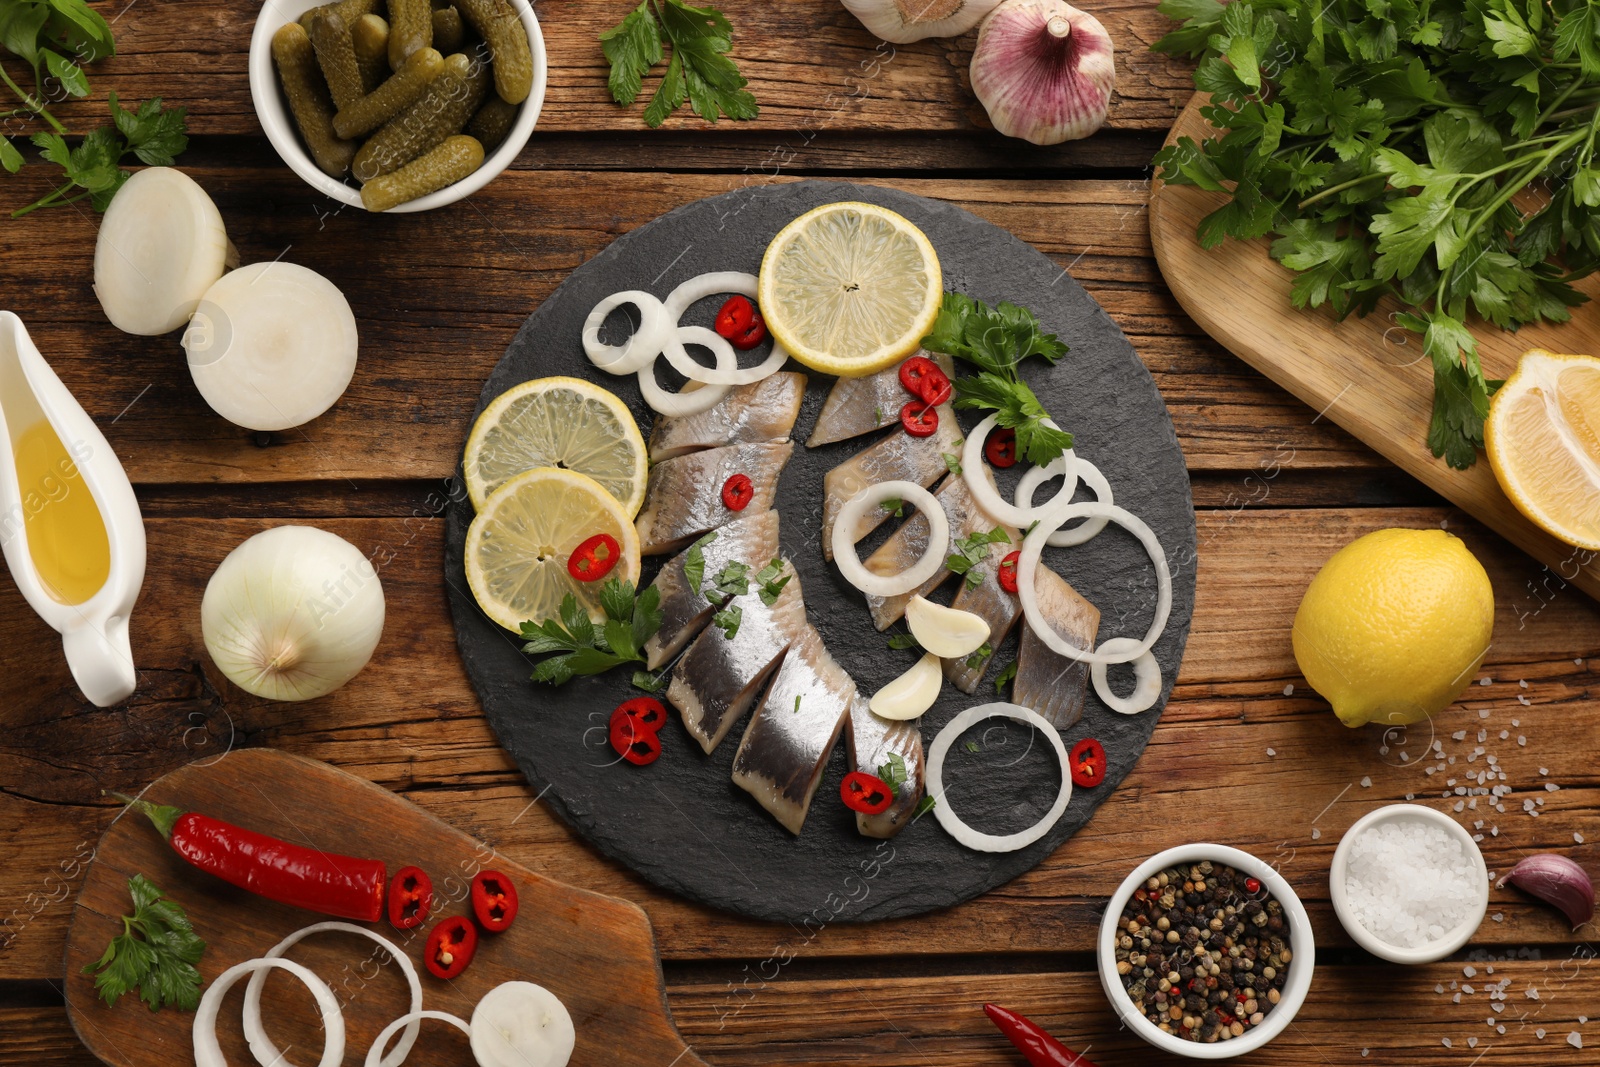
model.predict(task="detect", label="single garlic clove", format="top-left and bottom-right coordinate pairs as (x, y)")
top-left (870, 653), bottom-right (944, 720)
top-left (1499, 854), bottom-right (1595, 929)
top-left (970, 0), bottom-right (1116, 145)
top-left (905, 595), bottom-right (991, 658)
top-left (840, 0), bottom-right (1003, 43)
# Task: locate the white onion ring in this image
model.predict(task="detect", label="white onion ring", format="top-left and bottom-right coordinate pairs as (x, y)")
top-left (1016, 457), bottom-right (1114, 547)
top-left (195, 958), bottom-right (344, 1067)
top-left (243, 922), bottom-right (421, 1067)
top-left (831, 480), bottom-right (950, 597)
top-left (1091, 635), bottom-right (1163, 714)
top-left (1017, 501), bottom-right (1171, 666)
top-left (961, 415), bottom-right (1080, 527)
top-left (365, 1011), bottom-right (471, 1067)
top-left (660, 272), bottom-right (790, 387)
top-left (926, 702), bottom-right (1073, 853)
top-left (582, 291), bottom-right (667, 375)
top-left (637, 325), bottom-right (734, 416)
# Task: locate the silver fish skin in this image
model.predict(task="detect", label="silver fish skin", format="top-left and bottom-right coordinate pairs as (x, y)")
top-left (845, 693), bottom-right (924, 839)
top-left (635, 440), bottom-right (793, 555)
top-left (942, 537), bottom-right (1022, 693)
top-left (864, 467), bottom-right (1016, 630)
top-left (730, 624), bottom-right (856, 835)
top-left (667, 562), bottom-right (808, 754)
top-left (642, 510), bottom-right (781, 670)
top-left (806, 350), bottom-right (955, 447)
top-left (648, 372), bottom-right (808, 462)
top-left (1013, 565), bottom-right (1101, 731)
top-left (820, 404), bottom-right (961, 561)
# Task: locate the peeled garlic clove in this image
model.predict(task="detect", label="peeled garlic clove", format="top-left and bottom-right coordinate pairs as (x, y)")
top-left (1499, 854), bottom-right (1595, 928)
top-left (841, 0), bottom-right (1002, 43)
top-left (905, 595), bottom-right (991, 658)
top-left (970, 0), bottom-right (1115, 145)
top-left (870, 653), bottom-right (943, 720)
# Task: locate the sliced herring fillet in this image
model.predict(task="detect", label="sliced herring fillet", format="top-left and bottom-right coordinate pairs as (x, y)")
top-left (634, 440), bottom-right (793, 555)
top-left (845, 693), bottom-right (925, 839)
top-left (648, 372), bottom-right (807, 462)
top-left (1013, 565), bottom-right (1101, 731)
top-left (641, 509), bottom-right (781, 670)
top-left (820, 405), bottom-right (961, 561)
top-left (807, 351), bottom-right (954, 447)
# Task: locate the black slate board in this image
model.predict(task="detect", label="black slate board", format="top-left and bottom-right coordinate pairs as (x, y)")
top-left (445, 181), bottom-right (1196, 923)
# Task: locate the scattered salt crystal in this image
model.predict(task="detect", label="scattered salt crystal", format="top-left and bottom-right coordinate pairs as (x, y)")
top-left (1499, 730), bottom-right (1509, 739)
top-left (1342, 816), bottom-right (1485, 949)
top-left (1496, 1025), bottom-right (1505, 1035)
top-left (1399, 751), bottom-right (1409, 761)
top-left (1406, 794), bottom-right (1415, 801)
top-left (1541, 767), bottom-right (1549, 775)
top-left (1442, 1038), bottom-right (1452, 1048)
top-left (1580, 1016), bottom-right (1588, 1024)
top-left (1448, 778), bottom-right (1458, 786)
top-left (1528, 987), bottom-right (1540, 1000)
top-left (1518, 735), bottom-right (1527, 745)
top-left (1538, 1028), bottom-right (1547, 1039)
top-left (1311, 828), bottom-right (1321, 840)
top-left (1453, 730), bottom-right (1468, 741)
top-left (1577, 833), bottom-right (1585, 844)
top-left (1492, 912), bottom-right (1504, 922)
top-left (1464, 984), bottom-right (1475, 994)
top-left (1547, 782), bottom-right (1560, 791)
top-left (1361, 1051), bottom-right (1368, 1059)
top-left (1454, 801), bottom-right (1466, 812)
top-left (1519, 680), bottom-right (1528, 689)
top-left (1283, 683), bottom-right (1294, 696)
top-left (1493, 1002), bottom-right (1504, 1013)
top-left (1266, 748), bottom-right (1275, 757)
top-left (1453, 993), bottom-right (1462, 1003)
top-left (1479, 677), bottom-right (1492, 686)
top-left (1361, 776), bottom-right (1372, 788)
top-left (1478, 729), bottom-right (1488, 742)
top-left (1436, 984), bottom-right (1445, 994)
top-left (1480, 709), bottom-right (1491, 718)
top-left (1468, 1037), bottom-right (1478, 1048)
top-left (1578, 658), bottom-right (1585, 666)
top-left (1570, 1033), bottom-right (1583, 1049)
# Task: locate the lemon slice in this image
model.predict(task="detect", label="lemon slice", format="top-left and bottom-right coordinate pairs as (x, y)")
top-left (758, 202), bottom-right (942, 377)
top-left (463, 377), bottom-right (648, 515)
top-left (465, 467), bottom-right (642, 631)
top-left (1486, 349), bottom-right (1600, 551)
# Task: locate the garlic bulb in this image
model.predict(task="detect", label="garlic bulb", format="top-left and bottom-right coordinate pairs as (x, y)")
top-left (841, 0), bottom-right (1002, 43)
top-left (202, 526), bottom-right (385, 701)
top-left (970, 0), bottom-right (1115, 145)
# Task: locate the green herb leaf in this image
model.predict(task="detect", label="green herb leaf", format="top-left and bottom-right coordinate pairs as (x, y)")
top-left (710, 560), bottom-right (751, 601)
top-left (632, 670), bottom-right (667, 693)
top-left (965, 740), bottom-right (981, 754)
top-left (42, 49), bottom-right (87, 97)
top-left (598, 1), bottom-right (662, 105)
top-left (880, 496), bottom-right (904, 518)
top-left (965, 641), bottom-right (994, 670)
top-left (83, 876), bottom-right (204, 1011)
top-left (794, 694), bottom-right (802, 713)
top-left (942, 451), bottom-right (963, 474)
top-left (912, 795), bottom-right (937, 818)
top-left (683, 530), bottom-right (716, 594)
top-left (887, 633), bottom-right (921, 651)
top-left (526, 578), bottom-right (660, 684)
top-left (605, 0), bottom-right (756, 128)
top-left (713, 603), bottom-right (742, 639)
top-left (993, 659), bottom-right (1018, 692)
top-left (877, 752), bottom-right (908, 798)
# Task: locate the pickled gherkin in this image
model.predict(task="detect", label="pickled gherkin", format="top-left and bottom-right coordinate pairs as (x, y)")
top-left (309, 10), bottom-right (366, 111)
top-left (351, 14), bottom-right (390, 93)
top-left (334, 46), bottom-right (445, 139)
top-left (299, 0), bottom-right (380, 33)
top-left (453, 0), bottom-right (532, 105)
top-left (387, 0), bottom-right (433, 70)
top-left (431, 5), bottom-right (464, 54)
top-left (352, 51), bottom-right (488, 180)
top-left (465, 95), bottom-right (517, 153)
top-left (272, 22), bottom-right (356, 177)
top-left (361, 134), bottom-right (483, 211)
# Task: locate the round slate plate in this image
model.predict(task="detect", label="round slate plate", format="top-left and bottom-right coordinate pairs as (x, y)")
top-left (445, 181), bottom-right (1196, 923)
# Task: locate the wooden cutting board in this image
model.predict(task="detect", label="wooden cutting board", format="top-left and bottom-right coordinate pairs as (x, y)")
top-left (63, 749), bottom-right (706, 1067)
top-left (1149, 93), bottom-right (1600, 603)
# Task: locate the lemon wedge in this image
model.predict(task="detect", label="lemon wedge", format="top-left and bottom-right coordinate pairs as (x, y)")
top-left (463, 377), bottom-right (648, 515)
top-left (1486, 349), bottom-right (1600, 550)
top-left (465, 467), bottom-right (641, 631)
top-left (758, 202), bottom-right (942, 377)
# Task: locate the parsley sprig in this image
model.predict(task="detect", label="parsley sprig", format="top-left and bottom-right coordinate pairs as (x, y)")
top-left (600, 0), bottom-right (758, 128)
top-left (82, 874), bottom-right (206, 1012)
top-left (521, 577), bottom-right (663, 685)
top-left (1151, 0), bottom-right (1600, 468)
top-left (946, 526), bottom-right (1012, 589)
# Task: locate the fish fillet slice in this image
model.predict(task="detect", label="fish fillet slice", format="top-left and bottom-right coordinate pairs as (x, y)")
top-left (820, 405), bottom-right (961, 561)
top-left (845, 693), bottom-right (924, 839)
top-left (1013, 566), bottom-right (1101, 731)
top-left (667, 564), bottom-right (807, 754)
top-left (807, 350), bottom-right (954, 447)
top-left (641, 509), bottom-right (781, 670)
top-left (635, 440), bottom-right (793, 555)
top-left (942, 542), bottom-right (1022, 693)
top-left (730, 625), bottom-right (856, 835)
top-left (648, 372), bottom-right (808, 462)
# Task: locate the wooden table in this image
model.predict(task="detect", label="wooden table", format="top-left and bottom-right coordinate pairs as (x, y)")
top-left (3, 2), bottom-right (1597, 1063)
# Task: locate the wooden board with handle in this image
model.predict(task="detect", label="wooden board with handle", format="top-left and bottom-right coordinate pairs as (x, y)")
top-left (1148, 93), bottom-right (1600, 603)
top-left (62, 748), bottom-right (706, 1067)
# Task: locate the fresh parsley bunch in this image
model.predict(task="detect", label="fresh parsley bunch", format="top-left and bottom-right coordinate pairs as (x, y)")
top-left (600, 0), bottom-right (758, 128)
top-left (521, 577), bottom-right (663, 687)
top-left (82, 874), bottom-right (206, 1012)
top-left (1153, 0), bottom-right (1600, 469)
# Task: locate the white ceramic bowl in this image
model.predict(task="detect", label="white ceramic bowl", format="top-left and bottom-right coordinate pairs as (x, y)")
top-left (1098, 843), bottom-right (1316, 1060)
top-left (248, 0), bottom-right (546, 212)
top-left (1329, 803), bottom-right (1490, 965)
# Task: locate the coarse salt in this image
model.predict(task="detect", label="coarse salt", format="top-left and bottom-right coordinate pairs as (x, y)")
top-left (1343, 817), bottom-right (1484, 949)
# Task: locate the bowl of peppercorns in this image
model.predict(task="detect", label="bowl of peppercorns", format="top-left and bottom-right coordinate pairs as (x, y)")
top-left (1098, 843), bottom-right (1316, 1058)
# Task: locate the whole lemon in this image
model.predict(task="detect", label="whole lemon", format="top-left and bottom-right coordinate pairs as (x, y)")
top-left (1292, 528), bottom-right (1494, 728)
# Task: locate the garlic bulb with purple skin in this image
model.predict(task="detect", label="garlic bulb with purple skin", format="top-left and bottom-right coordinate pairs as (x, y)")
top-left (969, 0), bottom-right (1115, 145)
top-left (841, 0), bottom-right (1003, 43)
top-left (1500, 854), bottom-right (1595, 929)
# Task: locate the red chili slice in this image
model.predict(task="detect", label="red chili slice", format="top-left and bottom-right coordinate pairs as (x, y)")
top-left (732, 311), bottom-right (767, 350)
top-left (386, 865), bottom-right (433, 931)
top-left (613, 696), bottom-right (666, 734)
top-left (917, 370), bottom-right (953, 407)
top-left (899, 356), bottom-right (940, 397)
top-left (469, 870), bottom-right (519, 933)
top-left (985, 427), bottom-right (1018, 468)
top-left (567, 533), bottom-right (621, 583)
top-left (1069, 738), bottom-right (1106, 788)
top-left (997, 550), bottom-right (1021, 594)
top-left (714, 295), bottom-right (755, 340)
top-left (423, 915), bottom-right (477, 979)
top-left (609, 713), bottom-right (663, 765)
top-left (722, 473), bottom-right (754, 511)
top-left (900, 401), bottom-right (939, 437)
top-left (841, 771), bottom-right (894, 814)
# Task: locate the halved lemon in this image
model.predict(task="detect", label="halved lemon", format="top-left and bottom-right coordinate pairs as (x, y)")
top-left (1486, 349), bottom-right (1600, 550)
top-left (463, 376), bottom-right (648, 515)
top-left (465, 467), bottom-right (642, 631)
top-left (757, 202), bottom-right (942, 377)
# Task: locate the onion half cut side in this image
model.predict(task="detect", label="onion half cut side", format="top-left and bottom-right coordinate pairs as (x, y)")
top-left (1016, 457), bottom-right (1114, 547)
top-left (582, 291), bottom-right (668, 375)
top-left (637, 325), bottom-right (735, 416)
top-left (195, 958), bottom-right (344, 1067)
top-left (961, 414), bottom-right (1079, 528)
top-left (831, 480), bottom-right (950, 598)
top-left (659, 272), bottom-right (789, 386)
top-left (364, 1011), bottom-right (472, 1067)
top-left (1091, 635), bottom-right (1163, 715)
top-left (925, 702), bottom-right (1072, 853)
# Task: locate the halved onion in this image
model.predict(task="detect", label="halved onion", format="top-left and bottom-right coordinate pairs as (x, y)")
top-left (582, 290), bottom-right (667, 375)
top-left (659, 272), bottom-right (789, 386)
top-left (1091, 636), bottom-right (1162, 714)
top-left (95, 166), bottom-right (232, 336)
top-left (470, 981), bottom-right (576, 1067)
top-left (869, 652), bottom-right (942, 720)
top-left (905, 595), bottom-right (990, 658)
top-left (637, 325), bottom-right (734, 416)
top-left (243, 922), bottom-right (421, 1067)
top-left (365, 1011), bottom-right (471, 1067)
top-left (961, 414), bottom-right (1079, 528)
top-left (195, 958), bottom-right (344, 1067)
top-left (925, 702), bottom-right (1072, 853)
top-left (1016, 456), bottom-right (1113, 547)
top-left (832, 481), bottom-right (950, 597)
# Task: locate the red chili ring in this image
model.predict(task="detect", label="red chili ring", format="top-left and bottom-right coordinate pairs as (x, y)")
top-left (423, 915), bottom-right (478, 980)
top-left (1069, 737), bottom-right (1106, 788)
top-left (900, 401), bottom-right (939, 438)
top-left (469, 870), bottom-right (520, 933)
top-left (997, 550), bottom-right (1021, 594)
top-left (714, 295), bottom-right (754, 339)
top-left (722, 473), bottom-right (754, 511)
top-left (610, 713), bottom-right (663, 765)
top-left (841, 771), bottom-right (894, 815)
top-left (567, 532), bottom-right (621, 583)
top-left (613, 696), bottom-right (667, 734)
top-left (985, 427), bottom-right (1018, 468)
top-left (386, 865), bottom-right (433, 931)
top-left (898, 356), bottom-right (941, 398)
top-left (918, 371), bottom-right (953, 407)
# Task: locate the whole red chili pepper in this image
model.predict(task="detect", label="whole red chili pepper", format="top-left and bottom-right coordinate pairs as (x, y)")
top-left (984, 1004), bottom-right (1101, 1067)
top-left (387, 866), bottom-right (433, 931)
top-left (567, 532), bottom-right (621, 583)
top-left (900, 401), bottom-right (939, 437)
top-left (1069, 738), bottom-right (1106, 787)
top-left (470, 870), bottom-right (520, 933)
top-left (118, 794), bottom-right (385, 923)
top-left (721, 473), bottom-right (754, 511)
top-left (423, 915), bottom-right (477, 979)
top-left (997, 550), bottom-right (1021, 594)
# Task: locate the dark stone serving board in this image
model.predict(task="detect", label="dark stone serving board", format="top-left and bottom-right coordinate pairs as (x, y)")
top-left (445, 181), bottom-right (1197, 923)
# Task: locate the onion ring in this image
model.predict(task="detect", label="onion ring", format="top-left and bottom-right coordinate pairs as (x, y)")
top-left (582, 291), bottom-right (667, 375)
top-left (831, 481), bottom-right (950, 598)
top-left (195, 958), bottom-right (344, 1067)
top-left (364, 1011), bottom-right (471, 1067)
top-left (961, 415), bottom-right (1080, 528)
top-left (1091, 636), bottom-right (1163, 714)
top-left (1016, 501), bottom-right (1171, 666)
top-left (243, 922), bottom-right (421, 1067)
top-left (1016, 457), bottom-right (1114, 547)
top-left (925, 702), bottom-right (1073, 853)
top-left (660, 272), bottom-right (790, 387)
top-left (637, 325), bottom-right (735, 416)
